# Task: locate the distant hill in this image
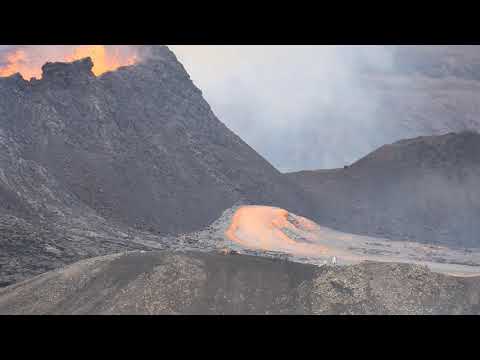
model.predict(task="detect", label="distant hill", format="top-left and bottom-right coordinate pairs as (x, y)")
top-left (286, 132), bottom-right (480, 248)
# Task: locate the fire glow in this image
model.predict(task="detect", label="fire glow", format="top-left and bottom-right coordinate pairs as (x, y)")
top-left (0, 45), bottom-right (139, 80)
top-left (225, 205), bottom-right (330, 256)
top-left (0, 49), bottom-right (33, 79)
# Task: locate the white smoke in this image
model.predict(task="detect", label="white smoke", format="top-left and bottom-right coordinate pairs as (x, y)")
top-left (170, 45), bottom-right (396, 172)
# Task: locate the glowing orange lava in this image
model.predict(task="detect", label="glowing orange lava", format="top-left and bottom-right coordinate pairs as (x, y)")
top-left (0, 45), bottom-right (139, 80)
top-left (225, 206), bottom-right (329, 256)
top-left (224, 206), bottom-right (480, 276)
top-left (0, 49), bottom-right (39, 80)
top-left (64, 45), bottom-right (138, 76)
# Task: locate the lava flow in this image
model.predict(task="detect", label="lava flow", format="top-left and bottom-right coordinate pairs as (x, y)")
top-left (224, 205), bottom-right (480, 276)
top-left (225, 205), bottom-right (330, 256)
top-left (0, 45), bottom-right (139, 80)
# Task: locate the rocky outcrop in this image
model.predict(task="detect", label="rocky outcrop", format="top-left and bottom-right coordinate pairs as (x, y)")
top-left (305, 261), bottom-right (480, 315)
top-left (40, 57), bottom-right (95, 87)
top-left (0, 250), bottom-right (478, 315)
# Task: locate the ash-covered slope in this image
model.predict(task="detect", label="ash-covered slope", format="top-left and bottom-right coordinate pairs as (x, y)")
top-left (0, 45), bottom-right (311, 286)
top-left (0, 95), bottom-right (150, 286)
top-left (1, 250), bottom-right (478, 315)
top-left (287, 132), bottom-right (480, 248)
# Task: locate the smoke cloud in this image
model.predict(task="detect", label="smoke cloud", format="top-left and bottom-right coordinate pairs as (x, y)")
top-left (170, 45), bottom-right (397, 172)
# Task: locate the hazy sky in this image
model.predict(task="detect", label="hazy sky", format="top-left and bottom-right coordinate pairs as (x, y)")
top-left (170, 45), bottom-right (396, 171)
top-left (0, 45), bottom-right (399, 172)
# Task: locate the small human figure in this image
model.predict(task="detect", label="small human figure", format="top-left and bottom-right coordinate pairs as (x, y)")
top-left (220, 248), bottom-right (238, 256)
top-left (332, 256), bottom-right (337, 265)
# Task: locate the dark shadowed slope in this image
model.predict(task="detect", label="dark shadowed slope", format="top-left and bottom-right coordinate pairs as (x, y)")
top-left (286, 132), bottom-right (480, 248)
top-left (1, 250), bottom-right (479, 315)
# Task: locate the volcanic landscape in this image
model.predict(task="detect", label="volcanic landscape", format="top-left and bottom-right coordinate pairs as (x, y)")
top-left (1, 45), bottom-right (480, 314)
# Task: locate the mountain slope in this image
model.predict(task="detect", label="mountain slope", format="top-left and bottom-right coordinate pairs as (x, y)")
top-left (1, 46), bottom-right (311, 235)
top-left (286, 131), bottom-right (480, 248)
top-left (0, 46), bottom-right (312, 286)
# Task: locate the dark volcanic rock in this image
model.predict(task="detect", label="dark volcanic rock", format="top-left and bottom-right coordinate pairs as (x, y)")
top-left (306, 261), bottom-right (480, 315)
top-left (286, 131), bottom-right (480, 248)
top-left (0, 250), bottom-right (478, 315)
top-left (1, 46), bottom-right (310, 235)
top-left (0, 45), bottom-right (312, 285)
top-left (40, 57), bottom-right (95, 87)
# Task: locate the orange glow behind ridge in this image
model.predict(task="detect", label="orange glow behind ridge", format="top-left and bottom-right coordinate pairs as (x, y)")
top-left (0, 45), bottom-right (139, 80)
top-left (65, 45), bottom-right (138, 76)
top-left (0, 49), bottom-right (38, 80)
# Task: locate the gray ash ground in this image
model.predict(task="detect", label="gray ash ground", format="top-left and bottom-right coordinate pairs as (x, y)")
top-left (1, 250), bottom-right (479, 315)
top-left (171, 204), bottom-right (480, 277)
